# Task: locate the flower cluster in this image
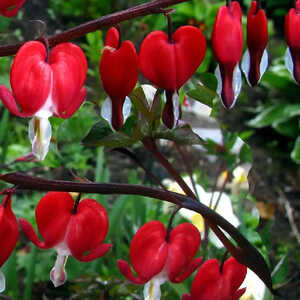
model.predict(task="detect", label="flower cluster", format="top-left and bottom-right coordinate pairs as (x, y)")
top-left (0, 1), bottom-right (299, 161)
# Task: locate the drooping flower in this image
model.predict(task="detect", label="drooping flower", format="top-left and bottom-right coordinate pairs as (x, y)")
top-left (0, 193), bottom-right (19, 293)
top-left (212, 1), bottom-right (243, 109)
top-left (100, 27), bottom-right (138, 131)
top-left (19, 192), bottom-right (111, 287)
top-left (182, 257), bottom-right (247, 300)
top-left (285, 0), bottom-right (300, 84)
top-left (242, 1), bottom-right (268, 86)
top-left (0, 41), bottom-right (87, 160)
top-left (117, 220), bottom-right (202, 300)
top-left (139, 26), bottom-right (206, 129)
top-left (0, 0), bottom-right (26, 17)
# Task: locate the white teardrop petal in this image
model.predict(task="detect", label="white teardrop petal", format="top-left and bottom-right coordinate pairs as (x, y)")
top-left (231, 64), bottom-right (242, 108)
top-left (241, 49), bottom-right (251, 85)
top-left (0, 271), bottom-right (5, 293)
top-left (215, 65), bottom-right (222, 99)
top-left (50, 254), bottom-right (68, 288)
top-left (28, 116), bottom-right (52, 161)
top-left (122, 96), bottom-right (132, 121)
top-left (101, 97), bottom-right (113, 127)
top-left (285, 47), bottom-right (294, 78)
top-left (141, 84), bottom-right (157, 107)
top-left (259, 48), bottom-right (269, 81)
top-left (144, 276), bottom-right (166, 300)
top-left (172, 92), bottom-right (180, 129)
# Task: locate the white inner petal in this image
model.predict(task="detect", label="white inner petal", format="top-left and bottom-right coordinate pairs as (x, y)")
top-left (259, 48), bottom-right (269, 81)
top-left (143, 272), bottom-right (167, 300)
top-left (142, 84), bottom-right (157, 107)
top-left (50, 254), bottom-right (69, 288)
top-left (241, 49), bottom-right (250, 85)
top-left (285, 47), bottom-right (294, 78)
top-left (0, 270), bottom-right (5, 293)
top-left (28, 116), bottom-right (52, 161)
top-left (231, 64), bottom-right (242, 108)
top-left (122, 96), bottom-right (132, 121)
top-left (215, 65), bottom-right (222, 99)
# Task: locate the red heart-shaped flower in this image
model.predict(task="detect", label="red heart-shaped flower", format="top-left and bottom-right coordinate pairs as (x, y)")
top-left (100, 27), bottom-right (138, 130)
top-left (139, 25), bottom-right (206, 91)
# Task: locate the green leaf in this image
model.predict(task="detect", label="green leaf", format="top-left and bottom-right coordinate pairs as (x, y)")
top-left (188, 84), bottom-right (217, 107)
top-left (130, 86), bottom-right (152, 121)
top-left (291, 136), bottom-right (300, 163)
top-left (239, 143), bottom-right (253, 163)
top-left (82, 121), bottom-right (136, 147)
top-left (247, 104), bottom-right (286, 128)
top-left (198, 72), bottom-right (218, 90)
top-left (154, 124), bottom-right (205, 145)
top-left (273, 117), bottom-right (299, 137)
top-left (272, 255), bottom-right (289, 286)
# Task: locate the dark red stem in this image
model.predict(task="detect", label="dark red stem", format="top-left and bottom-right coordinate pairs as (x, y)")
top-left (0, 171), bottom-right (274, 292)
top-left (0, 0), bottom-right (189, 57)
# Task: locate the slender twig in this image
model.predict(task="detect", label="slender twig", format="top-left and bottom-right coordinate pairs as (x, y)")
top-left (143, 138), bottom-right (197, 199)
top-left (277, 187), bottom-right (300, 244)
top-left (0, 171), bottom-right (274, 293)
top-left (0, 0), bottom-right (189, 57)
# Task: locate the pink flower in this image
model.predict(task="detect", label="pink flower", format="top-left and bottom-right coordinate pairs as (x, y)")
top-left (285, 0), bottom-right (300, 84)
top-left (182, 257), bottom-right (247, 300)
top-left (242, 1), bottom-right (268, 86)
top-left (19, 192), bottom-right (111, 287)
top-left (0, 193), bottom-right (19, 292)
top-left (0, 41), bottom-right (87, 160)
top-left (0, 0), bottom-right (26, 17)
top-left (100, 27), bottom-right (138, 131)
top-left (139, 26), bottom-right (206, 129)
top-left (212, 1), bottom-right (243, 109)
top-left (118, 220), bottom-right (202, 300)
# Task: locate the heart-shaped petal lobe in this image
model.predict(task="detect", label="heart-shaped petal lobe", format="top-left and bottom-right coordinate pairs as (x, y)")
top-left (139, 26), bottom-right (206, 91)
top-left (212, 2), bottom-right (243, 108)
top-left (100, 27), bottom-right (138, 130)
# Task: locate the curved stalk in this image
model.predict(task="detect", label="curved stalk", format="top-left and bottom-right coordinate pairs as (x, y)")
top-left (0, 171), bottom-right (274, 293)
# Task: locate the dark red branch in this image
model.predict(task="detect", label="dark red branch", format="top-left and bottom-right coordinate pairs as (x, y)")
top-left (0, 171), bottom-right (274, 293)
top-left (0, 0), bottom-right (189, 57)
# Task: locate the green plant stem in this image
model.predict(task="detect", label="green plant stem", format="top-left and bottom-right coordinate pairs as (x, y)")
top-left (0, 171), bottom-right (274, 293)
top-left (23, 245), bottom-right (37, 300)
top-left (0, 0), bottom-right (189, 57)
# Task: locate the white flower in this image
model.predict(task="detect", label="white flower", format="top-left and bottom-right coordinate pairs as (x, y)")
top-left (163, 176), bottom-right (240, 248)
top-left (240, 268), bottom-right (266, 300)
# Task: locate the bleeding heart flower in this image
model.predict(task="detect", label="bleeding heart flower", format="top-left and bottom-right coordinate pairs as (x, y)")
top-left (285, 0), bottom-right (300, 84)
top-left (0, 0), bottom-right (25, 17)
top-left (19, 192), bottom-right (111, 287)
top-left (242, 1), bottom-right (268, 86)
top-left (0, 41), bottom-right (87, 160)
top-left (0, 193), bottom-right (19, 293)
top-left (212, 1), bottom-right (243, 109)
top-left (100, 27), bottom-right (138, 131)
top-left (139, 25), bottom-right (206, 129)
top-left (182, 257), bottom-right (247, 300)
top-left (117, 220), bottom-right (202, 300)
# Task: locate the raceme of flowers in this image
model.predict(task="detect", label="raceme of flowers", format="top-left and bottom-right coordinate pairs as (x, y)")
top-left (0, 1), bottom-right (299, 160)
